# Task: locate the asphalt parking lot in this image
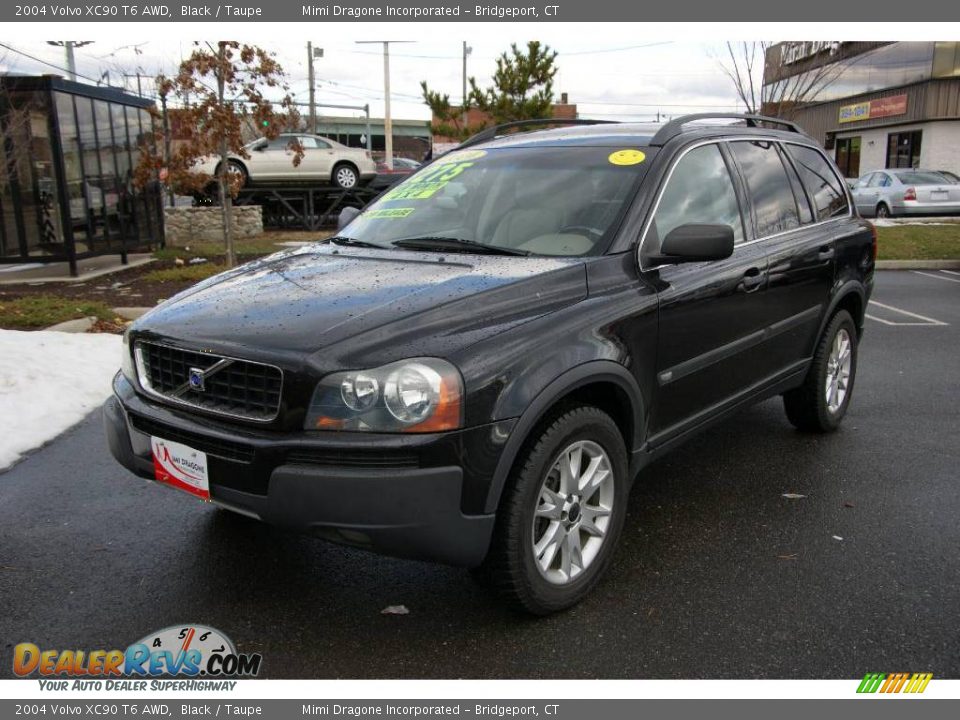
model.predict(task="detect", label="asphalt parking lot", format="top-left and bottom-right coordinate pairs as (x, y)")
top-left (1, 270), bottom-right (957, 679)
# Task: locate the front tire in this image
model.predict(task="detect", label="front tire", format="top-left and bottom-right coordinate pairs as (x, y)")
top-left (783, 309), bottom-right (858, 432)
top-left (476, 406), bottom-right (629, 615)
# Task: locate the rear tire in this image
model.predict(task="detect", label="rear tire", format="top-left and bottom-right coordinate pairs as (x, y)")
top-left (875, 202), bottom-right (891, 219)
top-left (475, 405), bottom-right (629, 615)
top-left (333, 163), bottom-right (359, 189)
top-left (783, 310), bottom-right (858, 433)
top-left (216, 160), bottom-right (248, 190)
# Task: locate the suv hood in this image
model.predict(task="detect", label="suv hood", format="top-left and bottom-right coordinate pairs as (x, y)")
top-left (132, 245), bottom-right (587, 367)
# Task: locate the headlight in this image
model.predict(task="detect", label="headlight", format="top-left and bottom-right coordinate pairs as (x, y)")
top-left (305, 358), bottom-right (463, 433)
top-left (121, 330), bottom-right (136, 382)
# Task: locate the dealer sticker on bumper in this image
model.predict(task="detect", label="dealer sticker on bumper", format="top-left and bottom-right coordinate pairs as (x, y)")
top-left (151, 437), bottom-right (210, 501)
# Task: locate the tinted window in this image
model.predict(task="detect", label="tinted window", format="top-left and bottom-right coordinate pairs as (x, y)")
top-left (780, 146), bottom-right (814, 224)
top-left (650, 144), bottom-right (744, 248)
top-left (730, 141), bottom-right (802, 237)
top-left (786, 145), bottom-right (850, 220)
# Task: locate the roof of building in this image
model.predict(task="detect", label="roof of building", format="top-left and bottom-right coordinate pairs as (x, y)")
top-left (0, 74), bottom-right (155, 108)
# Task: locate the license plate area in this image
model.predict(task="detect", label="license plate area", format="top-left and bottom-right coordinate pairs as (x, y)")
top-left (151, 437), bottom-right (210, 500)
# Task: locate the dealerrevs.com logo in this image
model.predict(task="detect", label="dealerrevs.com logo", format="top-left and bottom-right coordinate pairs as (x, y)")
top-left (857, 673), bottom-right (933, 694)
top-left (13, 625), bottom-right (261, 690)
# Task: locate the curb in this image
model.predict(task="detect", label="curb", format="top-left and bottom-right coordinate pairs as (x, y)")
top-left (44, 316), bottom-right (97, 333)
top-left (876, 260), bottom-right (960, 270)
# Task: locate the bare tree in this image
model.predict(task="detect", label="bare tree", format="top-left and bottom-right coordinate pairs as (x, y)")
top-left (716, 41), bottom-right (847, 119)
top-left (0, 53), bottom-right (35, 197)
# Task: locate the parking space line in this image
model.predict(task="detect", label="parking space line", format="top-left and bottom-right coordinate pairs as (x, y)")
top-left (942, 270), bottom-right (960, 277)
top-left (912, 270), bottom-right (960, 284)
top-left (866, 300), bottom-right (948, 327)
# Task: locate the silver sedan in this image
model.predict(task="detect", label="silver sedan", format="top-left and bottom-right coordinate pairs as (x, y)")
top-left (851, 169), bottom-right (960, 218)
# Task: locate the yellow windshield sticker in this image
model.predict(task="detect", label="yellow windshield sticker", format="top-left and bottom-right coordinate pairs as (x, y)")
top-left (365, 207), bottom-right (415, 219)
top-left (608, 149), bottom-right (646, 166)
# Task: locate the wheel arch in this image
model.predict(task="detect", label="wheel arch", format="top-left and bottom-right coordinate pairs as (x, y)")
top-left (821, 281), bottom-right (866, 340)
top-left (332, 160), bottom-right (360, 178)
top-left (483, 361), bottom-right (646, 514)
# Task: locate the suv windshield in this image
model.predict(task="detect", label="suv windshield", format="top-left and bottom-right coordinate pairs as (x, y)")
top-left (340, 146), bottom-right (649, 256)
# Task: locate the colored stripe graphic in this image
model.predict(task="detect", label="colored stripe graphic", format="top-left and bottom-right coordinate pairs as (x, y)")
top-left (857, 672), bottom-right (932, 694)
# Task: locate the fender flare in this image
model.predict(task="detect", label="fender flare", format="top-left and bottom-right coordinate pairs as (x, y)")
top-left (482, 361), bottom-right (646, 514)
top-left (819, 280), bottom-right (866, 340)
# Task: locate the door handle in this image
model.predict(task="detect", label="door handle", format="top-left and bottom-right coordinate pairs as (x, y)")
top-left (740, 267), bottom-right (764, 293)
top-left (818, 245), bottom-right (835, 261)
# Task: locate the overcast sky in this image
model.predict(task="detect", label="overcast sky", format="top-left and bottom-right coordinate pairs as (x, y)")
top-left (0, 30), bottom-right (754, 123)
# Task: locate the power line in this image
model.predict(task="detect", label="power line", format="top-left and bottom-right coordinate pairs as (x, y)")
top-left (562, 41), bottom-right (674, 56)
top-left (0, 41), bottom-right (103, 85)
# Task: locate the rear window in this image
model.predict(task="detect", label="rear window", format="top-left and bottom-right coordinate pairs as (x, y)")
top-left (895, 171), bottom-right (951, 185)
top-left (785, 145), bottom-right (849, 220)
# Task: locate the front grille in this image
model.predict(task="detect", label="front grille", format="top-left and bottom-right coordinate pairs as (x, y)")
top-left (285, 448), bottom-right (420, 469)
top-left (129, 414), bottom-right (255, 464)
top-left (135, 341), bottom-right (282, 422)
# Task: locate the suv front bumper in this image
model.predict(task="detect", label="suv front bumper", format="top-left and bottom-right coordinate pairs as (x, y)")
top-left (104, 374), bottom-right (502, 567)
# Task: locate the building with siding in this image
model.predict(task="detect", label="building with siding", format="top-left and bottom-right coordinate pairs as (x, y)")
top-left (762, 42), bottom-right (960, 179)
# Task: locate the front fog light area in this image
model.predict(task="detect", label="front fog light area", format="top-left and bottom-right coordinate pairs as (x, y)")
top-left (306, 358), bottom-right (462, 433)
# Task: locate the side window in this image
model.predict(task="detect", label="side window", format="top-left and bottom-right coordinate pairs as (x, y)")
top-left (299, 136), bottom-right (319, 150)
top-left (267, 137), bottom-right (291, 150)
top-left (867, 173), bottom-right (885, 188)
top-left (785, 145), bottom-right (850, 220)
top-left (878, 173), bottom-right (893, 187)
top-left (779, 145), bottom-right (814, 224)
top-left (729, 140), bottom-right (800, 237)
top-left (315, 139), bottom-right (332, 149)
top-left (649, 143), bottom-right (745, 250)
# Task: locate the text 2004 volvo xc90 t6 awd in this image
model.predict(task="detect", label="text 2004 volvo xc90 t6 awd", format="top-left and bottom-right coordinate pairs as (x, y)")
top-left (106, 114), bottom-right (875, 614)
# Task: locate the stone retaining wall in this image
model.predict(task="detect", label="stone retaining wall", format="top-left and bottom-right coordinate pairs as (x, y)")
top-left (164, 206), bottom-right (263, 246)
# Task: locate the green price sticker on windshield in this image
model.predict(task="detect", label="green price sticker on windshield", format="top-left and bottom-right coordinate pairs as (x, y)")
top-left (384, 159), bottom-right (476, 201)
top-left (366, 207), bottom-right (415, 219)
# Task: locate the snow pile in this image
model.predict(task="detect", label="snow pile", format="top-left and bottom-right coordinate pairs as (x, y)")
top-left (0, 329), bottom-right (122, 471)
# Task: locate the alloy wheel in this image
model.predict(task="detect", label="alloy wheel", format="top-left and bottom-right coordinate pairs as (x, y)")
top-left (825, 328), bottom-right (852, 413)
top-left (336, 166), bottom-right (358, 188)
top-left (531, 440), bottom-right (615, 585)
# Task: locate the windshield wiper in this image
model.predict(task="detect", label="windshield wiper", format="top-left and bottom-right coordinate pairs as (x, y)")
top-left (326, 236), bottom-right (388, 249)
top-left (391, 236), bottom-right (530, 256)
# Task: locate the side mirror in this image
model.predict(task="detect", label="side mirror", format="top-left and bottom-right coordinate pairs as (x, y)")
top-left (337, 206), bottom-right (361, 231)
top-left (649, 223), bottom-right (734, 265)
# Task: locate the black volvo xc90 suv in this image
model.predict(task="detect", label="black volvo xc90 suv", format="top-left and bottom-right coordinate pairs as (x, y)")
top-left (106, 114), bottom-right (875, 614)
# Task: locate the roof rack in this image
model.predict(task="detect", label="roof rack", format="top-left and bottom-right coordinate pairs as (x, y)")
top-left (458, 118), bottom-right (618, 149)
top-left (649, 113), bottom-right (806, 147)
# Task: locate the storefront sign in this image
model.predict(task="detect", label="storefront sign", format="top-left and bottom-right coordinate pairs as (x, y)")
top-left (839, 94), bottom-right (908, 124)
top-left (782, 41), bottom-right (841, 65)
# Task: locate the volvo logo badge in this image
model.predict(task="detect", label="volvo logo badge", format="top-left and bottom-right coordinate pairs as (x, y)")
top-left (188, 367), bottom-right (206, 392)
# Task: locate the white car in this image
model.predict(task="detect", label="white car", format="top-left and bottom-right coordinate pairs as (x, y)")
top-left (195, 133), bottom-right (377, 189)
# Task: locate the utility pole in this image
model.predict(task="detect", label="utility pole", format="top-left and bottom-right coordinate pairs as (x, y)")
top-left (307, 42), bottom-right (316, 134)
top-left (46, 41), bottom-right (93, 82)
top-left (356, 41), bottom-right (413, 170)
top-left (462, 42), bottom-right (472, 130)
